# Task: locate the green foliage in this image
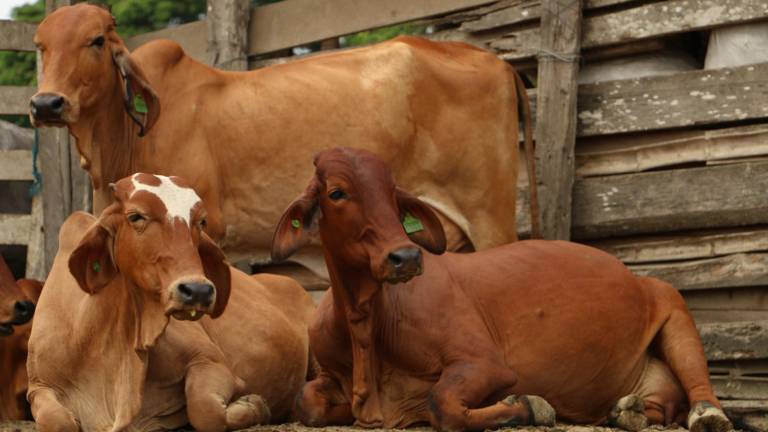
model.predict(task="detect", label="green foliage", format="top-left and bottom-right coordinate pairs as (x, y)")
top-left (342, 24), bottom-right (425, 48)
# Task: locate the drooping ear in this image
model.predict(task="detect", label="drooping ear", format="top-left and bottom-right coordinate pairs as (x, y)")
top-left (396, 188), bottom-right (447, 255)
top-left (16, 279), bottom-right (44, 303)
top-left (111, 39), bottom-right (160, 137)
top-left (68, 218), bottom-right (118, 295)
top-left (199, 233), bottom-right (231, 318)
top-left (271, 178), bottom-right (321, 262)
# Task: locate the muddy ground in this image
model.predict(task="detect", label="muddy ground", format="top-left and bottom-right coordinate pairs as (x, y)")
top-left (0, 422), bottom-right (693, 432)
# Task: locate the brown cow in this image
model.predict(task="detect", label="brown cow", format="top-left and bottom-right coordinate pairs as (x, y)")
top-left (271, 148), bottom-right (732, 432)
top-left (30, 4), bottom-right (540, 285)
top-left (0, 257), bottom-right (43, 421)
top-left (27, 174), bottom-right (314, 432)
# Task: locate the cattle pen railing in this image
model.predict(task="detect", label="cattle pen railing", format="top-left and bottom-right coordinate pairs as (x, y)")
top-left (1, 0), bottom-right (767, 429)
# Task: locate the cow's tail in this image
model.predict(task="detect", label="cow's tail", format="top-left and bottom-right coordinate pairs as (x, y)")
top-left (512, 69), bottom-right (542, 239)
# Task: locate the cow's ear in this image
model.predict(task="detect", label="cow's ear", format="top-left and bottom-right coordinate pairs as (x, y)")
top-left (16, 279), bottom-right (44, 303)
top-left (111, 40), bottom-right (160, 137)
top-left (271, 178), bottom-right (321, 262)
top-left (198, 233), bottom-right (231, 318)
top-left (69, 219), bottom-right (117, 295)
top-left (396, 188), bottom-right (447, 255)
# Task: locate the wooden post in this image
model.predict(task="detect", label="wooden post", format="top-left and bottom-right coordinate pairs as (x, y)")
top-left (39, 0), bottom-right (90, 273)
top-left (534, 0), bottom-right (583, 240)
top-left (207, 0), bottom-right (250, 71)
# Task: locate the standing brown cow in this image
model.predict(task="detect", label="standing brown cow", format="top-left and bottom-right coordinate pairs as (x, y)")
top-left (27, 174), bottom-right (314, 432)
top-left (0, 256), bottom-right (43, 420)
top-left (271, 148), bottom-right (732, 432)
top-left (30, 4), bottom-right (539, 285)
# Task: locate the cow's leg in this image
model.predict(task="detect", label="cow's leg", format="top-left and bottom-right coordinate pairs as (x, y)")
top-left (29, 388), bottom-right (79, 432)
top-left (294, 372), bottom-right (353, 426)
top-left (428, 362), bottom-right (555, 432)
top-left (185, 362), bottom-right (270, 432)
top-left (649, 280), bottom-right (732, 432)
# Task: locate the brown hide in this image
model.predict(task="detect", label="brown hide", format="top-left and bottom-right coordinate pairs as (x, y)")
top-left (273, 148), bottom-right (725, 431)
top-left (27, 175), bottom-right (314, 432)
top-left (0, 256), bottom-right (42, 421)
top-left (31, 4), bottom-right (539, 284)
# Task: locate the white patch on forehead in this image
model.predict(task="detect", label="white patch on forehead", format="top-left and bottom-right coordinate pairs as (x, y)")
top-left (131, 174), bottom-right (201, 225)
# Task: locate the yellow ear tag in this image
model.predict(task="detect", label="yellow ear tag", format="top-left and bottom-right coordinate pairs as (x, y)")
top-left (133, 94), bottom-right (148, 114)
top-left (402, 213), bottom-right (424, 234)
top-left (291, 219), bottom-right (300, 229)
top-left (92, 261), bottom-right (101, 273)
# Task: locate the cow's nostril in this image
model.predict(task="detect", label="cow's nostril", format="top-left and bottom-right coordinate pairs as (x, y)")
top-left (388, 252), bottom-right (403, 268)
top-left (388, 247), bottom-right (422, 270)
top-left (176, 282), bottom-right (214, 306)
top-left (30, 93), bottom-right (66, 120)
top-left (12, 301), bottom-right (35, 324)
top-left (50, 96), bottom-right (64, 112)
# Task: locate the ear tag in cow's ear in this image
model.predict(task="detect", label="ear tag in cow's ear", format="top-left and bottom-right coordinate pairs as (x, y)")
top-left (92, 260), bottom-right (101, 273)
top-left (133, 94), bottom-right (148, 114)
top-left (402, 213), bottom-right (424, 234)
top-left (291, 219), bottom-right (300, 229)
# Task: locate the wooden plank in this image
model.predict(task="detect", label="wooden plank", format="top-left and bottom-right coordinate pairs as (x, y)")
top-left (577, 124), bottom-right (768, 177)
top-left (488, 0), bottom-right (768, 61)
top-left (591, 229), bottom-right (768, 264)
top-left (693, 310), bottom-right (768, 324)
top-left (126, 22), bottom-right (207, 64)
top-left (0, 86), bottom-right (36, 115)
top-left (0, 21), bottom-right (37, 52)
top-left (207, 0), bottom-right (249, 70)
top-left (699, 321), bottom-right (768, 361)
top-left (248, 0), bottom-right (495, 56)
top-left (572, 161), bottom-right (768, 240)
top-left (577, 62), bottom-right (768, 136)
top-left (0, 213), bottom-right (32, 245)
top-left (534, 0), bottom-right (582, 240)
top-left (629, 253), bottom-right (768, 291)
top-left (712, 376), bottom-right (768, 400)
top-left (684, 287), bottom-right (768, 312)
top-left (0, 150), bottom-right (33, 181)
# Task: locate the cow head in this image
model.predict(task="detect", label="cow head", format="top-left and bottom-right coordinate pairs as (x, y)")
top-left (68, 174), bottom-right (230, 322)
top-left (272, 147), bottom-right (447, 284)
top-left (30, 4), bottom-right (158, 135)
top-left (0, 257), bottom-right (35, 336)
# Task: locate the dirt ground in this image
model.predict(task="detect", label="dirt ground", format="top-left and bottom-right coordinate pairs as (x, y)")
top-left (0, 422), bottom-right (692, 432)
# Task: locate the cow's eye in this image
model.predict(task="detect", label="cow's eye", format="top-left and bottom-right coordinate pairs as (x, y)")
top-left (90, 36), bottom-right (105, 48)
top-left (328, 189), bottom-right (347, 201)
top-left (127, 213), bottom-right (145, 224)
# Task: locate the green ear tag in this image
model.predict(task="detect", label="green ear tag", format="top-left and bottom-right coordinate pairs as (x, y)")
top-left (133, 94), bottom-right (148, 114)
top-left (91, 261), bottom-right (101, 273)
top-left (291, 219), bottom-right (301, 229)
top-left (402, 212), bottom-right (424, 234)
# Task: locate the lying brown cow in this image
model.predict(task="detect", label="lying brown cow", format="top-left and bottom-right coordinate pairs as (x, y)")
top-left (30, 3), bottom-right (539, 284)
top-left (0, 256), bottom-right (43, 420)
top-left (27, 174), bottom-right (314, 432)
top-left (271, 148), bottom-right (732, 432)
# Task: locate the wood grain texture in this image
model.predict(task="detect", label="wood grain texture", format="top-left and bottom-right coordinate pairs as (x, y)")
top-left (534, 0), bottom-right (582, 240)
top-left (0, 21), bottom-right (37, 52)
top-left (699, 321), bottom-right (768, 360)
top-left (0, 214), bottom-right (32, 245)
top-left (0, 86), bottom-right (36, 115)
top-left (572, 161), bottom-right (768, 239)
top-left (629, 253), bottom-right (768, 291)
top-left (207, 0), bottom-right (250, 70)
top-left (0, 150), bottom-right (34, 181)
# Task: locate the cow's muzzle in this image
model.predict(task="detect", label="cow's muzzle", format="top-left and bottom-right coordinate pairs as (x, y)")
top-left (10, 300), bottom-right (34, 325)
top-left (169, 281), bottom-right (215, 321)
top-left (30, 92), bottom-right (69, 125)
top-left (384, 247), bottom-right (423, 284)
top-left (0, 323), bottom-right (12, 337)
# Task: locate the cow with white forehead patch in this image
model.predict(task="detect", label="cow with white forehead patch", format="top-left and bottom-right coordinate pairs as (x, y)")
top-left (27, 174), bottom-right (315, 432)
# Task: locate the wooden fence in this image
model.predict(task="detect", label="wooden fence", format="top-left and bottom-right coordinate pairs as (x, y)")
top-left (0, 0), bottom-right (766, 428)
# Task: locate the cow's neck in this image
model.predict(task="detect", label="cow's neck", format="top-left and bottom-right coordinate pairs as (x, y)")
top-left (324, 250), bottom-right (386, 426)
top-left (69, 79), bottom-right (143, 213)
top-left (72, 275), bottom-right (168, 430)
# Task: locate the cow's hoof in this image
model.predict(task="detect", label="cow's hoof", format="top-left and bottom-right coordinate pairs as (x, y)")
top-left (688, 401), bottom-right (733, 432)
top-left (609, 394), bottom-right (648, 432)
top-left (502, 394), bottom-right (556, 426)
top-left (225, 394), bottom-right (271, 429)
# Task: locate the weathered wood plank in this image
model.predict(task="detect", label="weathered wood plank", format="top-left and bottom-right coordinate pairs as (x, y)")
top-left (591, 229), bottom-right (768, 264)
top-left (0, 213), bottom-right (32, 245)
top-left (699, 321), bottom-right (768, 361)
top-left (0, 20), bottom-right (37, 52)
top-left (0, 150), bottom-right (33, 181)
top-left (207, 0), bottom-right (249, 70)
top-left (573, 161), bottom-right (768, 240)
top-left (488, 0), bottom-right (768, 61)
top-left (535, 0), bottom-right (582, 240)
top-left (577, 62), bottom-right (768, 136)
top-left (684, 287), bottom-right (768, 312)
top-left (712, 376), bottom-right (768, 400)
top-left (0, 86), bottom-right (36, 115)
top-left (630, 253), bottom-right (768, 291)
top-left (577, 124), bottom-right (768, 177)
